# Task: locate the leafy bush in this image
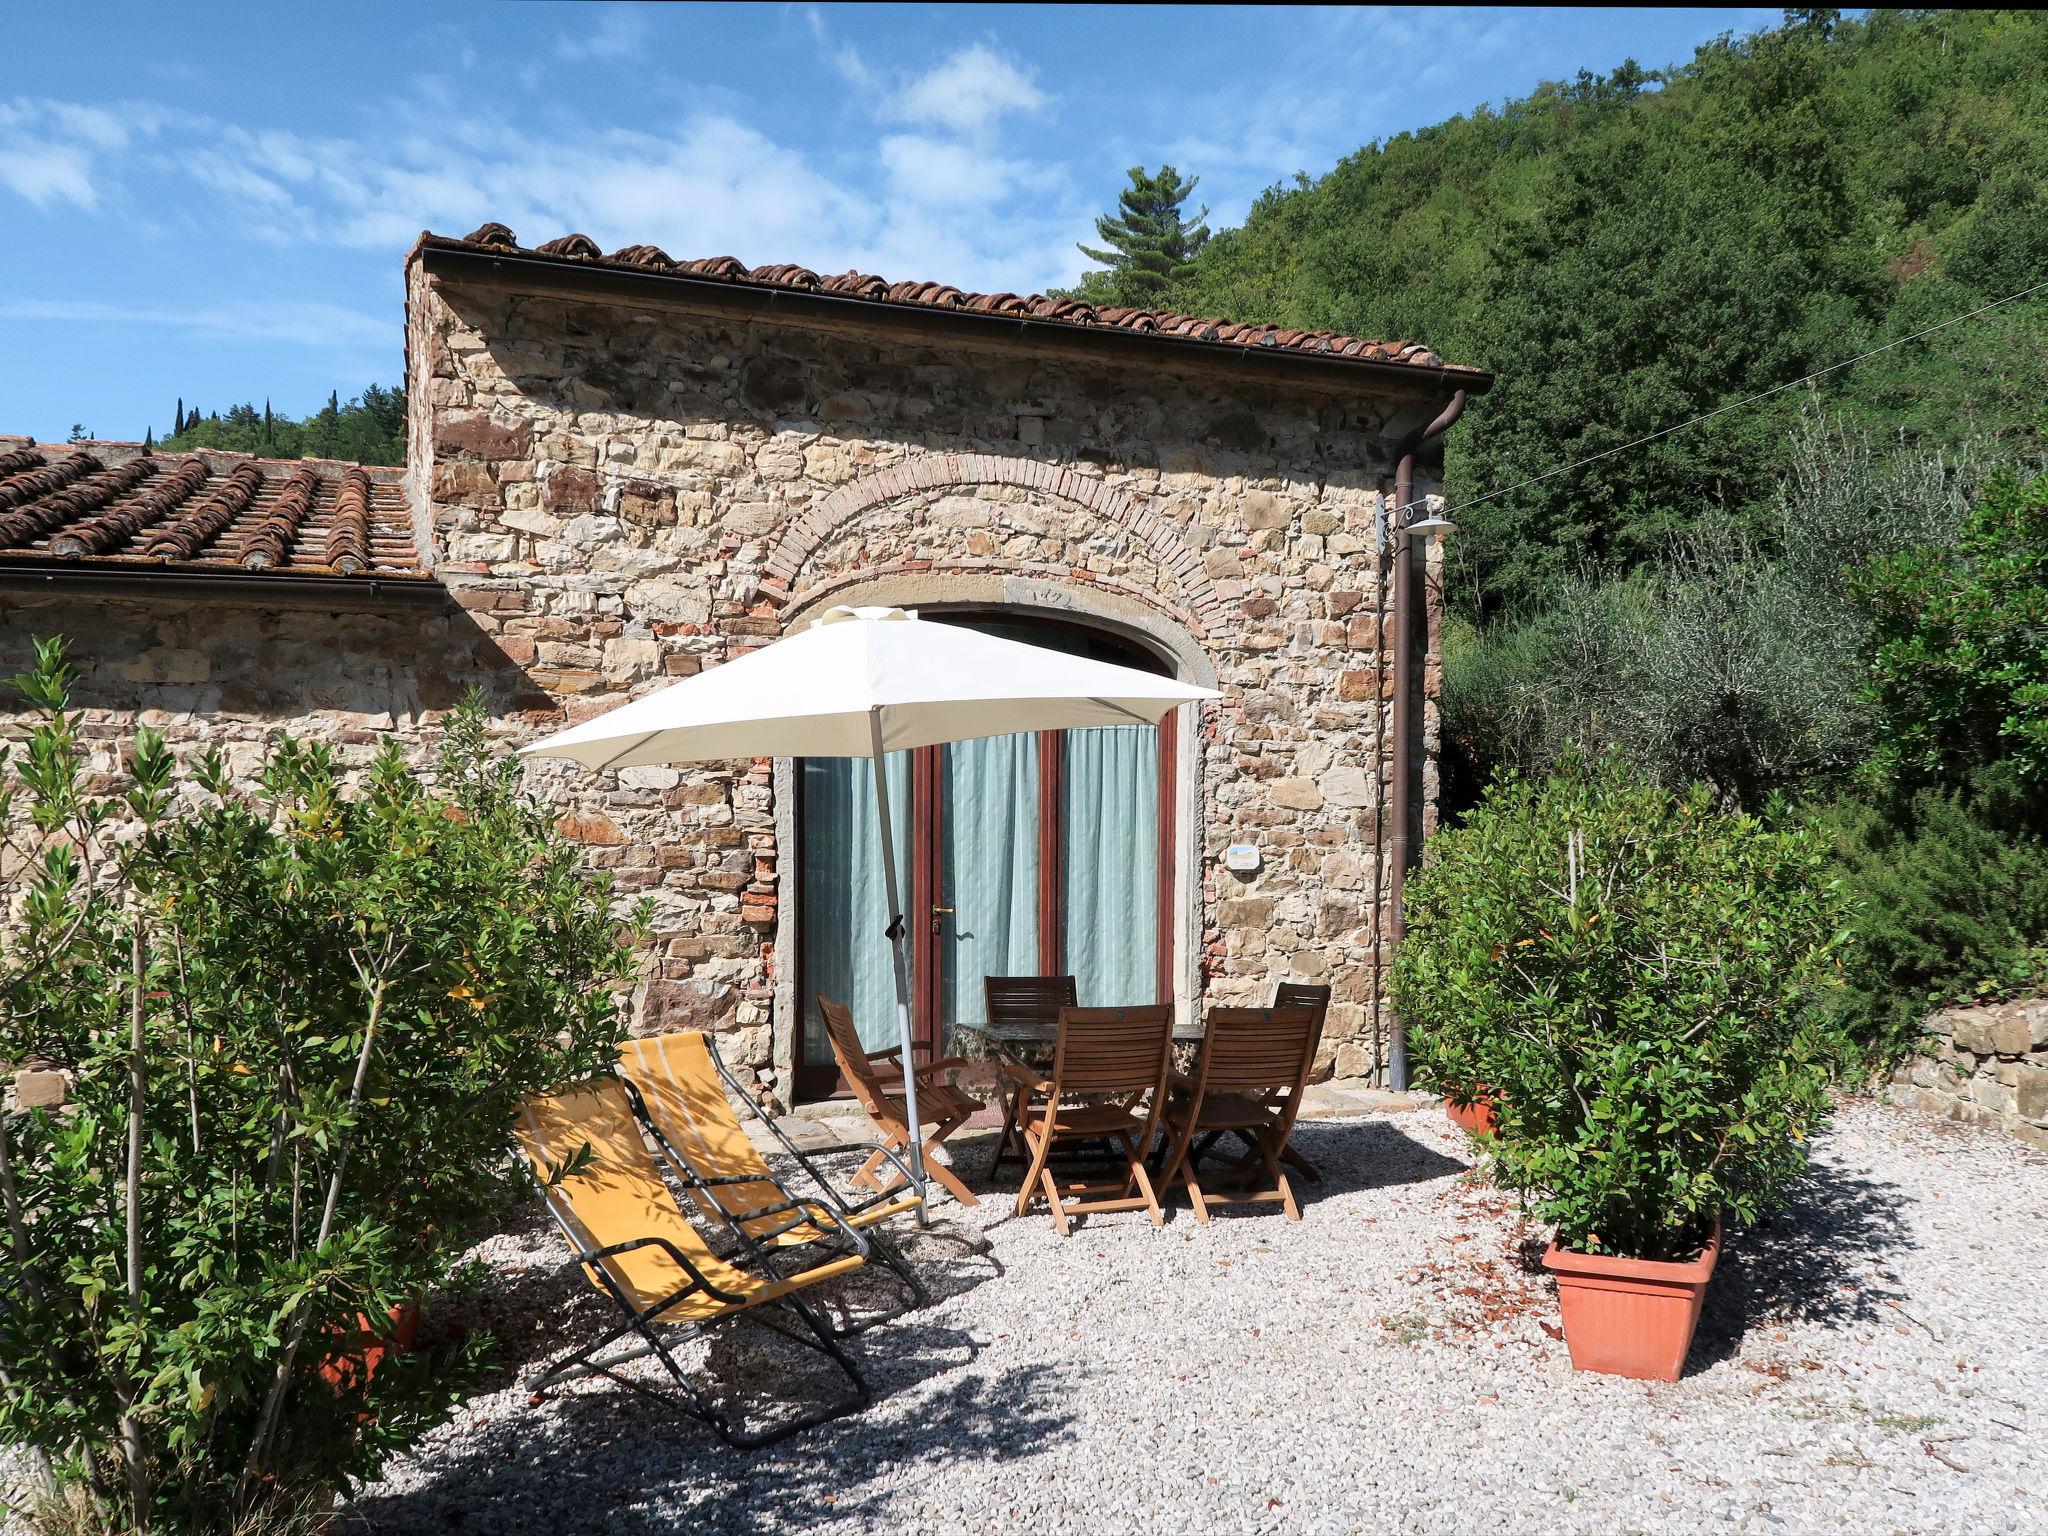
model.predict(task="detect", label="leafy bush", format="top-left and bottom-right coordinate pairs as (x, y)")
top-left (1819, 776), bottom-right (2048, 1065)
top-left (1853, 458), bottom-right (2048, 790)
top-left (0, 639), bottom-right (640, 1533)
top-left (1393, 755), bottom-right (1854, 1261)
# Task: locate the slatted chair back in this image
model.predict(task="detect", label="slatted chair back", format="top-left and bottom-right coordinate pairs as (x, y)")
top-left (1050, 1004), bottom-right (1175, 1098)
top-left (1196, 1007), bottom-right (1320, 1097)
top-left (817, 996), bottom-right (895, 1121)
top-left (512, 1078), bottom-right (751, 1314)
top-left (618, 1031), bottom-right (785, 1234)
top-left (1273, 982), bottom-right (1331, 1037)
top-left (984, 974), bottom-right (1077, 1031)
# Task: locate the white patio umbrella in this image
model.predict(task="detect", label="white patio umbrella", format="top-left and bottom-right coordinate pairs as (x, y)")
top-left (522, 605), bottom-right (1219, 1202)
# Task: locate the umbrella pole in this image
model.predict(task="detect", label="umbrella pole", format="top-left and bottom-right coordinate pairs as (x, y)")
top-left (867, 712), bottom-right (931, 1225)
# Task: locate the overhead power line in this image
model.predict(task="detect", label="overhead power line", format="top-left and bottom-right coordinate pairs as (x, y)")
top-left (1415, 276), bottom-right (2048, 520)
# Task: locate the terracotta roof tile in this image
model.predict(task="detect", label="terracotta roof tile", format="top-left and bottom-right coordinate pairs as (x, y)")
top-left (0, 439), bottom-right (425, 581)
top-left (534, 232), bottom-right (601, 259)
top-left (415, 226), bottom-right (1486, 379)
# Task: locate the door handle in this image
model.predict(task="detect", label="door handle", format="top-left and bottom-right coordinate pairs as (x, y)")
top-left (931, 905), bottom-right (954, 934)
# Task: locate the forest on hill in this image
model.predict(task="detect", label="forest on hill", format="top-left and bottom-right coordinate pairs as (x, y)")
top-left (1164, 7), bottom-right (2046, 618)
top-left (143, 386), bottom-right (406, 466)
top-left (1100, 8), bottom-right (2048, 1062)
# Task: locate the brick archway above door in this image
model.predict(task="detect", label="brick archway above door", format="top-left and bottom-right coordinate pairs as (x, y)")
top-left (759, 452), bottom-right (1229, 640)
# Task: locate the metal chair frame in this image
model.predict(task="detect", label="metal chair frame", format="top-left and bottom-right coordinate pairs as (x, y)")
top-left (618, 1034), bottom-right (931, 1337)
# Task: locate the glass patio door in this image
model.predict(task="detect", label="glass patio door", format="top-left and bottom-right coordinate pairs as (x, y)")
top-left (796, 614), bottom-right (1175, 1101)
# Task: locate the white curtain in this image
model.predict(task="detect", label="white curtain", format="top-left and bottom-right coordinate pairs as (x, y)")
top-left (941, 733), bottom-right (1039, 1025)
top-left (801, 753), bottom-right (913, 1057)
top-left (1063, 724), bottom-right (1160, 1005)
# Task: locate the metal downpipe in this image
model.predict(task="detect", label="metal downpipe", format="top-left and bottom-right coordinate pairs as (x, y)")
top-left (1386, 389), bottom-right (1468, 1092)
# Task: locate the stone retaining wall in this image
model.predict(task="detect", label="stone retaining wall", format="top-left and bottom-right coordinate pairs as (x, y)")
top-left (1889, 998), bottom-right (2048, 1152)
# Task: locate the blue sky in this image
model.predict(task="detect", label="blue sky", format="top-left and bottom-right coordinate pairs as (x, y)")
top-left (0, 4), bottom-right (1777, 445)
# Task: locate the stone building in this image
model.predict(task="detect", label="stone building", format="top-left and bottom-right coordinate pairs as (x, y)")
top-left (0, 223), bottom-right (1489, 1107)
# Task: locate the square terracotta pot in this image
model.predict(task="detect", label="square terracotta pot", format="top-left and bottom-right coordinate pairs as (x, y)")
top-left (1542, 1222), bottom-right (1720, 1382)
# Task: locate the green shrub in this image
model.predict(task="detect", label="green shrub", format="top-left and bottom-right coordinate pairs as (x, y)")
top-left (0, 639), bottom-right (641, 1533)
top-left (1393, 755), bottom-right (1854, 1261)
top-left (1819, 775), bottom-right (2048, 1065)
top-left (1853, 458), bottom-right (2048, 790)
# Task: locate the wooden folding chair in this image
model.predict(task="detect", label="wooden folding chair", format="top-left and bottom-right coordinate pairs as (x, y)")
top-left (513, 1078), bottom-right (870, 1448)
top-left (982, 974), bottom-right (1076, 1178)
top-left (1272, 981), bottom-right (1332, 1183)
top-left (1157, 1006), bottom-right (1319, 1223)
top-left (1009, 1004), bottom-right (1175, 1236)
top-left (817, 995), bottom-right (985, 1208)
top-left (618, 1030), bottom-right (929, 1335)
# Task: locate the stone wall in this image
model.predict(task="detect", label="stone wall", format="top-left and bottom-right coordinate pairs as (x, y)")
top-left (408, 264), bottom-right (1451, 1097)
top-left (1890, 998), bottom-right (2048, 1152)
top-left (1, 266), bottom-right (1453, 1110)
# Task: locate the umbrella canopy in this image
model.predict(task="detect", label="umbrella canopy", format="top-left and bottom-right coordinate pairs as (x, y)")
top-left (523, 604), bottom-right (1218, 770)
top-left (522, 604), bottom-right (1219, 1211)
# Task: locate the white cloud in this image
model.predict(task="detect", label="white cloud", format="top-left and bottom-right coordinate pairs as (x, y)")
top-left (878, 134), bottom-right (1030, 208)
top-left (0, 43), bottom-right (1093, 305)
top-left (554, 8), bottom-right (649, 63)
top-left (0, 140), bottom-right (98, 208)
top-left (885, 43), bottom-right (1046, 135)
top-left (0, 298), bottom-right (397, 351)
top-left (806, 6), bottom-right (876, 89)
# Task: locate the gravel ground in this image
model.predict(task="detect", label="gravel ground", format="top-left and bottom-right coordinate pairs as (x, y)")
top-left (346, 1096), bottom-right (2048, 1535)
top-left (34, 1096), bottom-right (2035, 1536)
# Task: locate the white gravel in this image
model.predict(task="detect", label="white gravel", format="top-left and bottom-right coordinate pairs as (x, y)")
top-left (329, 1097), bottom-right (2047, 1535)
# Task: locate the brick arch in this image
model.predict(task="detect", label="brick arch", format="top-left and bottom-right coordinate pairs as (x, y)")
top-left (759, 452), bottom-right (1227, 638)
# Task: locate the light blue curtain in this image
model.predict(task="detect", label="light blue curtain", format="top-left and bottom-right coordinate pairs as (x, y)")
top-left (802, 753), bottom-right (912, 1059)
top-left (1063, 725), bottom-right (1160, 1005)
top-left (941, 734), bottom-right (1039, 1025)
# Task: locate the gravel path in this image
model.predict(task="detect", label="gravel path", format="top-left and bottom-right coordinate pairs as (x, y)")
top-left (337, 1097), bottom-right (2047, 1535)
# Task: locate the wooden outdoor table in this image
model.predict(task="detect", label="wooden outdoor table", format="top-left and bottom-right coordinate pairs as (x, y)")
top-left (951, 1015), bottom-right (1205, 1067)
top-left (953, 1016), bottom-right (1206, 1183)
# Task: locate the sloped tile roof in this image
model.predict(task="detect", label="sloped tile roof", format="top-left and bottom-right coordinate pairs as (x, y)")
top-left (417, 223), bottom-right (1488, 381)
top-left (0, 438), bottom-right (426, 582)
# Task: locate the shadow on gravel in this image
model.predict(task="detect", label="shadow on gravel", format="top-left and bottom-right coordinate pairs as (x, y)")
top-left (1287, 1119), bottom-right (1468, 1200)
top-left (347, 1326), bottom-right (1077, 1536)
top-left (1688, 1162), bottom-right (1911, 1371)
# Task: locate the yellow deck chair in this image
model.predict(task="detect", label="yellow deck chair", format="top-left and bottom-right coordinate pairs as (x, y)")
top-left (617, 1031), bottom-right (929, 1333)
top-left (513, 1077), bottom-right (871, 1447)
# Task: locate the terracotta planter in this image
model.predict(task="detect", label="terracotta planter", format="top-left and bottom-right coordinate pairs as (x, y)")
top-left (1443, 1086), bottom-right (1499, 1137)
top-left (317, 1301), bottom-right (421, 1394)
top-left (1542, 1223), bottom-right (1720, 1382)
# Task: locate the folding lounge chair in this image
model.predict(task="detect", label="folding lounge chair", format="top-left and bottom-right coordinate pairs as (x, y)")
top-left (1156, 1006), bottom-right (1320, 1223)
top-left (818, 995), bottom-right (985, 1207)
top-left (982, 974), bottom-right (1076, 1178)
top-left (617, 1030), bottom-right (930, 1333)
top-left (1272, 981), bottom-right (1332, 1183)
top-left (513, 1078), bottom-right (871, 1448)
top-left (1009, 1004), bottom-right (1175, 1236)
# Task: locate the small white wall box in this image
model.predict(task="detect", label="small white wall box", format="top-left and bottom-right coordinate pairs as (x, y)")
top-left (1223, 843), bottom-right (1260, 873)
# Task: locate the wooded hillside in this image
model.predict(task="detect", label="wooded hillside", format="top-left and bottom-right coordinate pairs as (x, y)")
top-left (1166, 9), bottom-right (2047, 616)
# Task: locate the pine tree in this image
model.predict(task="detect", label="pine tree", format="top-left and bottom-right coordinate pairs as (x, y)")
top-left (144, 427), bottom-right (154, 450)
top-left (1070, 165), bottom-right (1211, 308)
top-left (173, 398), bottom-right (185, 434)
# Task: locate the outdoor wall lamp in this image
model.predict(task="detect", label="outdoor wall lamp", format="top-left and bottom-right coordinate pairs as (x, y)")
top-left (1404, 511), bottom-right (1458, 540)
